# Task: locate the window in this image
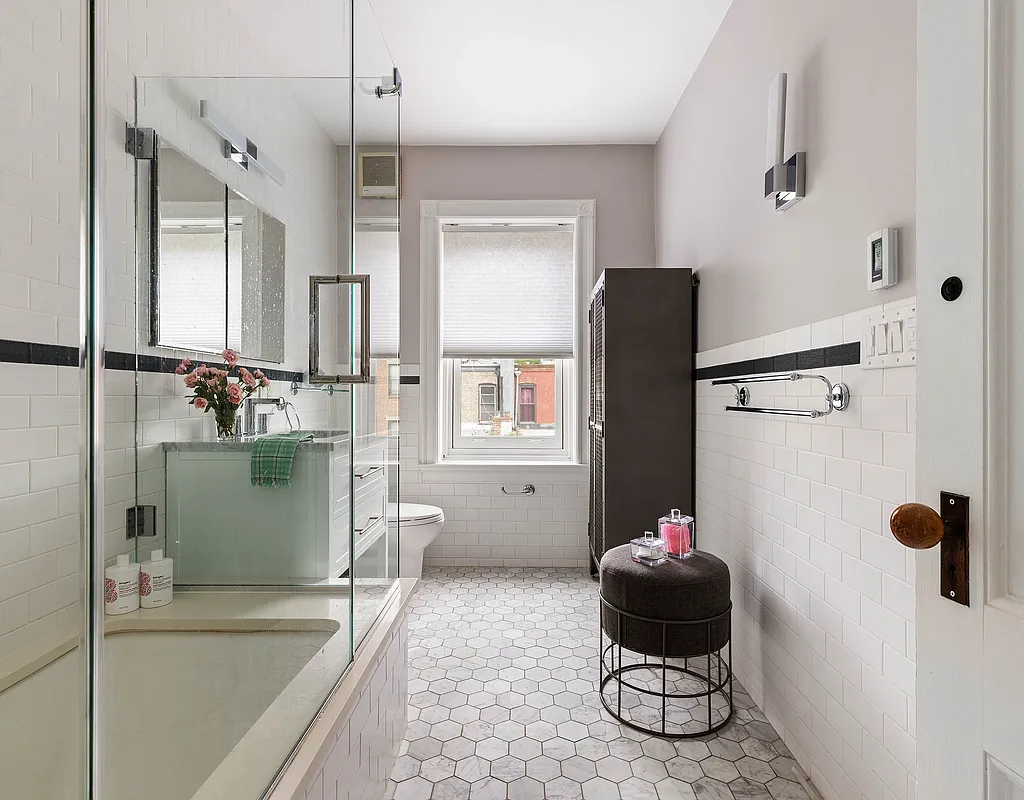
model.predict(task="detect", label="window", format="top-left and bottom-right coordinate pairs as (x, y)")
top-left (420, 199), bottom-right (595, 464)
top-left (388, 363), bottom-right (401, 398)
top-left (440, 222), bottom-right (575, 457)
top-left (477, 382), bottom-right (498, 423)
top-left (453, 362), bottom-right (561, 448)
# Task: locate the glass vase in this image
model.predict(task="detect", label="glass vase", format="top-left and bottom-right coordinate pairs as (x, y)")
top-left (215, 409), bottom-right (238, 440)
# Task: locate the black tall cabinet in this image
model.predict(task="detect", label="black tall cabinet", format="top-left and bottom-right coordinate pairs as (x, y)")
top-left (588, 268), bottom-right (694, 572)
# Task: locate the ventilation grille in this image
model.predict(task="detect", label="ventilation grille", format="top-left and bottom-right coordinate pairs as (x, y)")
top-left (358, 152), bottom-right (398, 198)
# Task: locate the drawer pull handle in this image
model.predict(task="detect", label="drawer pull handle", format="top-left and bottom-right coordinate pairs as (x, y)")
top-left (355, 515), bottom-right (382, 535)
top-left (354, 465), bottom-right (384, 479)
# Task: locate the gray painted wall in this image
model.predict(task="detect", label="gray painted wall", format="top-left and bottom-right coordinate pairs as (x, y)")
top-left (655, 0), bottom-right (917, 351)
top-left (399, 145), bottom-right (657, 358)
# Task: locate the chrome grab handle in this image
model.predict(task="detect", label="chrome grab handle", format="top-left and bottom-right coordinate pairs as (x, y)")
top-left (354, 515), bottom-right (382, 535)
top-left (308, 274), bottom-right (371, 385)
top-left (501, 484), bottom-right (536, 496)
top-left (354, 465), bottom-right (384, 480)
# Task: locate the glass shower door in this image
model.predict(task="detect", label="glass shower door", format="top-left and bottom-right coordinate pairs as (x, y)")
top-left (351, 0), bottom-right (402, 646)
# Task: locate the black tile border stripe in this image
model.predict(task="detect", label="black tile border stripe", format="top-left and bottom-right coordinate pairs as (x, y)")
top-left (0, 338), bottom-right (860, 384)
top-left (0, 338), bottom-right (302, 382)
top-left (0, 339), bottom-right (79, 367)
top-left (695, 342), bottom-right (860, 381)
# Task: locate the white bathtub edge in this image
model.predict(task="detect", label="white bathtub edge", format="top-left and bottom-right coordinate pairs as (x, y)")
top-left (266, 577), bottom-right (418, 800)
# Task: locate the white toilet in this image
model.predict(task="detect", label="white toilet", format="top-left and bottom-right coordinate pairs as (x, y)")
top-left (389, 502), bottom-right (444, 578)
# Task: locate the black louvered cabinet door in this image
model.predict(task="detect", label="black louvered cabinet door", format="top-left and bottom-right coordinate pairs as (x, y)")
top-left (588, 289), bottom-right (605, 574)
top-left (587, 269), bottom-right (693, 573)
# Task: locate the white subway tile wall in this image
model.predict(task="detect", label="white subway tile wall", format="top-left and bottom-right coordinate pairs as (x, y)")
top-left (300, 614), bottom-right (408, 800)
top-left (0, 0), bottom-right (82, 659)
top-left (0, 0), bottom-right (340, 656)
top-left (399, 372), bottom-right (591, 569)
top-left (696, 303), bottom-right (916, 800)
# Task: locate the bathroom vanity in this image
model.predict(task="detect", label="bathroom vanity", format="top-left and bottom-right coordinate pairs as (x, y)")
top-left (164, 432), bottom-right (388, 582)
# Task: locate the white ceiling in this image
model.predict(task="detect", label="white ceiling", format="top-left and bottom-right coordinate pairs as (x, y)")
top-left (223, 0), bottom-right (732, 147)
top-left (369, 0), bottom-right (733, 146)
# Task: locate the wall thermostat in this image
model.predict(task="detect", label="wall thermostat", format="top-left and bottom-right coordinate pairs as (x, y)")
top-left (867, 228), bottom-right (898, 291)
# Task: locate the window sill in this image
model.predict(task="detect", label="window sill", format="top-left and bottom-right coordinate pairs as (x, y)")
top-left (418, 461), bottom-right (587, 484)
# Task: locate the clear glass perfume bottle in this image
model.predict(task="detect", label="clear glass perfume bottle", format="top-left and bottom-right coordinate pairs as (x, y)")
top-left (659, 508), bottom-right (695, 558)
top-left (630, 531), bottom-right (668, 566)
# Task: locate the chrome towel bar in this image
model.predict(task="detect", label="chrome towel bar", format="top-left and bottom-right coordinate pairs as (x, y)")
top-left (290, 380), bottom-right (336, 396)
top-left (710, 372), bottom-right (850, 419)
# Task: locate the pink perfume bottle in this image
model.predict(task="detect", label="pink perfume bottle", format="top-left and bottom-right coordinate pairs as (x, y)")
top-left (659, 508), bottom-right (695, 558)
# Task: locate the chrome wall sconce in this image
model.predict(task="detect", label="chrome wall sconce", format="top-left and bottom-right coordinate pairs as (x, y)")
top-left (764, 73), bottom-right (805, 212)
top-left (200, 100), bottom-right (286, 187)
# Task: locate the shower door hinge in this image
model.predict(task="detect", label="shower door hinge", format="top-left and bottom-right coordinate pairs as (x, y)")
top-left (125, 124), bottom-right (157, 160)
top-left (126, 505), bottom-right (157, 539)
top-left (376, 67), bottom-right (403, 98)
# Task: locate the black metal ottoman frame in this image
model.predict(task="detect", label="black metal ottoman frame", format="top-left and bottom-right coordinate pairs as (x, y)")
top-left (598, 594), bottom-right (733, 738)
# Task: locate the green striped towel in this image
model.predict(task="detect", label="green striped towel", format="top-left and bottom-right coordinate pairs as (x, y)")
top-left (250, 432), bottom-right (314, 488)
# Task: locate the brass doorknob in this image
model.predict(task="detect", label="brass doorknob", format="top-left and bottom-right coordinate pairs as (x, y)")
top-left (889, 503), bottom-right (944, 549)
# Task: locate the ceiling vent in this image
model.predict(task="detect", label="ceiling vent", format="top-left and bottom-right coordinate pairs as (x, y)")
top-left (358, 152), bottom-right (399, 199)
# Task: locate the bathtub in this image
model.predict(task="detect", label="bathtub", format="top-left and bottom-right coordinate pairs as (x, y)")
top-left (0, 591), bottom-right (357, 800)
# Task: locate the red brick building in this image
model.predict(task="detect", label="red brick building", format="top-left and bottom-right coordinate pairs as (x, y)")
top-left (515, 363), bottom-right (555, 428)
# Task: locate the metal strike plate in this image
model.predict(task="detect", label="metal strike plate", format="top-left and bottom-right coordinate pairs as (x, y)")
top-left (126, 505), bottom-right (157, 540)
top-left (940, 491), bottom-right (969, 606)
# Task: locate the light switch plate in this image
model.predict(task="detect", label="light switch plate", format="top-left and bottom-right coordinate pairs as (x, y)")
top-left (861, 299), bottom-right (917, 370)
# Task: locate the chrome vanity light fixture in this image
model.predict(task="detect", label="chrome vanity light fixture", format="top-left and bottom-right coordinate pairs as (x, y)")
top-left (765, 73), bottom-right (806, 212)
top-left (199, 100), bottom-right (286, 186)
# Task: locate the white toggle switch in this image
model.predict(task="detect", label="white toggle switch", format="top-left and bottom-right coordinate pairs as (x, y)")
top-left (890, 319), bottom-right (904, 353)
top-left (875, 323), bottom-right (889, 355)
top-left (865, 326), bottom-right (876, 357)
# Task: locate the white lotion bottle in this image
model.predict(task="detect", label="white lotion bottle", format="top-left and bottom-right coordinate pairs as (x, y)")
top-left (140, 549), bottom-right (173, 608)
top-left (105, 554), bottom-right (140, 615)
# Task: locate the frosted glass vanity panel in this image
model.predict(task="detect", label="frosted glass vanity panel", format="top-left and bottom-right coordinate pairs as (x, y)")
top-left (165, 440), bottom-right (351, 583)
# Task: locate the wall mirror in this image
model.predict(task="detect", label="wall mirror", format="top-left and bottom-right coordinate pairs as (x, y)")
top-left (150, 141), bottom-right (286, 362)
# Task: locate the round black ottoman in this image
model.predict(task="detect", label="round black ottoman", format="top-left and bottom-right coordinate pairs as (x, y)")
top-left (598, 545), bottom-right (733, 738)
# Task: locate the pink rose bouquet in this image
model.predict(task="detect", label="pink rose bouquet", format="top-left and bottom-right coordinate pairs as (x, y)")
top-left (176, 350), bottom-right (269, 438)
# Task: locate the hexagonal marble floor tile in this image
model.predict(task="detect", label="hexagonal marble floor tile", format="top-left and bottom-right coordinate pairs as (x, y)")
top-left (387, 569), bottom-right (811, 800)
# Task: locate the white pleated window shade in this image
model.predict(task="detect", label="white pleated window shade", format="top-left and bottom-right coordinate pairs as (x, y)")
top-left (355, 226), bottom-right (400, 358)
top-left (441, 226), bottom-right (575, 359)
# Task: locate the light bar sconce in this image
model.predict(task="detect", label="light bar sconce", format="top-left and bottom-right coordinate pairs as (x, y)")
top-left (764, 74), bottom-right (805, 212)
top-left (199, 100), bottom-right (286, 187)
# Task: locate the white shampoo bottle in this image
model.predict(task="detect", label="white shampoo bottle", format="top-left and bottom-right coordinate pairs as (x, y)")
top-left (140, 549), bottom-right (173, 608)
top-left (105, 554), bottom-right (140, 615)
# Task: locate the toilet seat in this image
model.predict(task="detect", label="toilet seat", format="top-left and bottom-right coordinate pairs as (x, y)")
top-left (388, 502), bottom-right (444, 527)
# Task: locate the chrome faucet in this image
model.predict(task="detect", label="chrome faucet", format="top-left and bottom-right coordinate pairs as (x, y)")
top-left (242, 396), bottom-right (286, 436)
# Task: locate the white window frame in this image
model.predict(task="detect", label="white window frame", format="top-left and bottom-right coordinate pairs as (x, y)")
top-left (420, 199), bottom-right (595, 465)
top-left (476, 381), bottom-right (498, 423)
top-left (387, 362), bottom-right (401, 398)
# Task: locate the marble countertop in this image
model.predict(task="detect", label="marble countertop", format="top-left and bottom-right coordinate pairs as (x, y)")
top-left (162, 430), bottom-right (350, 452)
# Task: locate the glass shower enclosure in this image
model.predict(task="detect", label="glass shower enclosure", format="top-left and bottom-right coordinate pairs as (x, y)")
top-left (0, 1), bottom-right (402, 798)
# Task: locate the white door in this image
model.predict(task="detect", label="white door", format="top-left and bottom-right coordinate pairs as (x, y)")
top-left (916, 2), bottom-right (1024, 797)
